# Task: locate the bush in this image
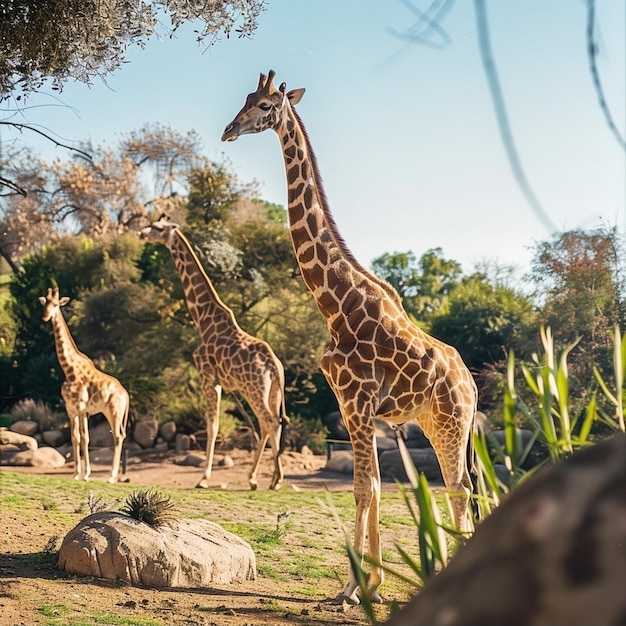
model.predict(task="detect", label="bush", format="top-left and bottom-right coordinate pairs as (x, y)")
top-left (9, 398), bottom-right (64, 432)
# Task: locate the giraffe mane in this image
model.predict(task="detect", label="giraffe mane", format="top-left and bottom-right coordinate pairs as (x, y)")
top-left (290, 107), bottom-right (404, 308)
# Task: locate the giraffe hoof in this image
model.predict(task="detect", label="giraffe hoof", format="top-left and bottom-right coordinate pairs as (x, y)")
top-left (333, 593), bottom-right (360, 606)
top-left (195, 480), bottom-right (210, 489)
top-left (249, 482), bottom-right (258, 491)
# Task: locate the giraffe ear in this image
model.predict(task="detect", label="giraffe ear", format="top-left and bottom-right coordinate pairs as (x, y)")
top-left (287, 88), bottom-right (305, 105)
top-left (38, 296), bottom-right (46, 305)
top-left (59, 297), bottom-right (70, 307)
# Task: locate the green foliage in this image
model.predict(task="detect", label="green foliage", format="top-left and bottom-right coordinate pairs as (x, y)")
top-left (593, 325), bottom-right (625, 431)
top-left (0, 0), bottom-right (264, 100)
top-left (430, 273), bottom-right (538, 370)
top-left (529, 226), bottom-right (625, 405)
top-left (120, 489), bottom-right (178, 528)
top-left (371, 248), bottom-right (462, 321)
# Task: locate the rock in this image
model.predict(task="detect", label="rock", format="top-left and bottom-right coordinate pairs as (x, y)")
top-left (0, 429), bottom-right (38, 450)
top-left (379, 448), bottom-right (444, 484)
top-left (217, 455), bottom-right (234, 468)
top-left (159, 421), bottom-right (177, 443)
top-left (4, 447), bottom-right (66, 468)
top-left (376, 436), bottom-right (398, 453)
top-left (88, 421), bottom-right (114, 448)
top-left (399, 423), bottom-right (432, 449)
top-left (373, 418), bottom-right (396, 439)
top-left (325, 450), bottom-right (353, 474)
top-left (322, 411), bottom-right (349, 441)
top-left (10, 420), bottom-right (39, 437)
top-left (58, 512), bottom-right (256, 587)
top-left (133, 420), bottom-right (159, 449)
top-left (175, 433), bottom-right (191, 452)
top-left (153, 441), bottom-right (169, 452)
top-left (179, 453), bottom-right (205, 467)
top-left (300, 445), bottom-right (313, 456)
top-left (42, 429), bottom-right (66, 448)
top-left (384, 433), bottom-right (626, 626)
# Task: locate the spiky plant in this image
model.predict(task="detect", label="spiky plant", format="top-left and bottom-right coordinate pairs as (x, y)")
top-left (120, 489), bottom-right (178, 528)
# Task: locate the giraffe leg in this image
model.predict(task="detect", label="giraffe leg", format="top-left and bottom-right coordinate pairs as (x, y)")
top-left (337, 427), bottom-right (382, 605)
top-left (365, 447), bottom-right (384, 603)
top-left (267, 423), bottom-right (285, 490)
top-left (248, 433), bottom-right (269, 491)
top-left (196, 383), bottom-right (221, 489)
top-left (106, 391), bottom-right (129, 484)
top-left (69, 414), bottom-right (82, 480)
top-left (427, 414), bottom-right (474, 533)
top-left (79, 414), bottom-right (91, 481)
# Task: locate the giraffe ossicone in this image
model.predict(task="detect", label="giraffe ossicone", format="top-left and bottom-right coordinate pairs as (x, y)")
top-left (139, 215), bottom-right (289, 490)
top-left (222, 71), bottom-right (478, 605)
top-left (40, 287), bottom-right (129, 484)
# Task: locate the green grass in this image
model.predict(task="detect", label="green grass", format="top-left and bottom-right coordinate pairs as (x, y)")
top-left (1, 469), bottom-right (419, 610)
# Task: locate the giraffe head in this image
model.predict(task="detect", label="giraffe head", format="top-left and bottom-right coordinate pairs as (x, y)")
top-left (39, 287), bottom-right (70, 322)
top-left (139, 214), bottom-right (180, 245)
top-left (222, 70), bottom-right (305, 142)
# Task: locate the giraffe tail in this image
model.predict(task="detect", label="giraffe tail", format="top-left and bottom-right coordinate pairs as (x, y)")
top-left (278, 390), bottom-right (290, 454)
top-left (467, 419), bottom-right (477, 477)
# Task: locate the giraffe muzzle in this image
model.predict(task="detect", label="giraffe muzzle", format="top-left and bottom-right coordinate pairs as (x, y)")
top-left (221, 122), bottom-right (240, 142)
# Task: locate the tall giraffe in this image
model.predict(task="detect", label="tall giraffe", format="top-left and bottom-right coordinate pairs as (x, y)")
top-left (39, 287), bottom-right (129, 483)
top-left (140, 216), bottom-right (288, 490)
top-left (222, 71), bottom-right (478, 604)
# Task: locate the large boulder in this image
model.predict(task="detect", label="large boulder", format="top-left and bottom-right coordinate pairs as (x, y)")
top-left (59, 512), bottom-right (256, 588)
top-left (159, 421), bottom-right (177, 443)
top-left (9, 420), bottom-right (39, 437)
top-left (42, 429), bottom-right (66, 448)
top-left (3, 446), bottom-right (66, 467)
top-left (0, 429), bottom-right (38, 450)
top-left (88, 421), bottom-right (114, 448)
top-left (133, 419), bottom-right (159, 449)
top-left (379, 448), bottom-right (443, 484)
top-left (384, 433), bottom-right (626, 626)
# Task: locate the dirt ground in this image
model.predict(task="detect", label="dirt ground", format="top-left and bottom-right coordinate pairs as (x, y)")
top-left (1, 448), bottom-right (410, 626)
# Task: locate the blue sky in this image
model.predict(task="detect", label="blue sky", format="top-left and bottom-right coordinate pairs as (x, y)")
top-left (5, 0), bottom-right (625, 278)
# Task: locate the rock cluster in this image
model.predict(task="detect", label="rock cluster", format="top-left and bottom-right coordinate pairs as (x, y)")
top-left (0, 418), bottom-right (193, 469)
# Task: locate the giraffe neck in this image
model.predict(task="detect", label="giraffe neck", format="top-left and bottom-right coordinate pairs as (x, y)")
top-left (277, 107), bottom-right (403, 323)
top-left (167, 229), bottom-right (238, 332)
top-left (50, 309), bottom-right (92, 380)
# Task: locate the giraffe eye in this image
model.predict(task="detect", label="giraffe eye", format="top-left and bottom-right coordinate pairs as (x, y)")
top-left (258, 103), bottom-right (271, 111)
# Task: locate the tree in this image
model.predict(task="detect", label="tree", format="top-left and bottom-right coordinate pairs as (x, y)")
top-left (529, 226), bottom-right (625, 394)
top-left (371, 248), bottom-right (462, 322)
top-left (0, 146), bottom-right (59, 271)
top-left (0, 0), bottom-right (264, 101)
top-left (430, 273), bottom-right (538, 364)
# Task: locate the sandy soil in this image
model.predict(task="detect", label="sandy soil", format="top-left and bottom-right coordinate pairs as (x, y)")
top-left (1, 447), bottom-right (408, 626)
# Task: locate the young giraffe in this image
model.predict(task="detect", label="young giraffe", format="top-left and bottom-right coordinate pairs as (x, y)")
top-left (140, 216), bottom-right (288, 490)
top-left (39, 287), bottom-right (129, 483)
top-left (222, 71), bottom-right (478, 604)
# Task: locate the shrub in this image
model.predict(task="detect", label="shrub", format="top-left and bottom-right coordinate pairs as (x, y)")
top-left (120, 489), bottom-right (178, 528)
top-left (9, 398), bottom-right (64, 432)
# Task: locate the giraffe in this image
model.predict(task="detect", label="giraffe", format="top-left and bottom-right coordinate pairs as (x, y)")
top-left (39, 287), bottom-right (129, 483)
top-left (139, 215), bottom-right (289, 490)
top-left (222, 71), bottom-right (478, 604)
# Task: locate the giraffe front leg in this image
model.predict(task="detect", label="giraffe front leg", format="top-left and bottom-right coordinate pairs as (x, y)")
top-left (336, 432), bottom-right (382, 605)
top-left (80, 415), bottom-right (91, 481)
top-left (196, 383), bottom-right (221, 489)
top-left (268, 424), bottom-right (285, 491)
top-left (107, 392), bottom-right (129, 484)
top-left (69, 414), bottom-right (83, 480)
